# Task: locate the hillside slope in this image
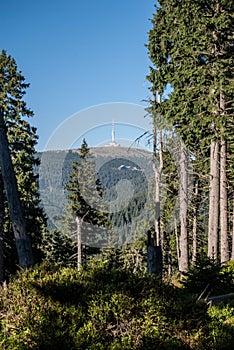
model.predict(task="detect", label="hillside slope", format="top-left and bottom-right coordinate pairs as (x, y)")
top-left (38, 146), bottom-right (153, 245)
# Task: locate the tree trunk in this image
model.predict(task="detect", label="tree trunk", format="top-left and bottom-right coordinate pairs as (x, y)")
top-left (220, 138), bottom-right (229, 264)
top-left (153, 93), bottom-right (163, 246)
top-left (208, 140), bottom-right (219, 261)
top-left (147, 229), bottom-right (162, 275)
top-left (192, 179), bottom-right (199, 265)
top-left (147, 245), bottom-right (162, 275)
top-left (175, 217), bottom-right (180, 270)
top-left (178, 140), bottom-right (188, 274)
top-left (153, 129), bottom-right (163, 245)
top-left (168, 248), bottom-right (172, 276)
top-left (0, 173), bottom-right (4, 282)
top-left (76, 216), bottom-right (82, 271)
top-left (232, 197), bottom-right (234, 261)
top-left (0, 109), bottom-right (34, 268)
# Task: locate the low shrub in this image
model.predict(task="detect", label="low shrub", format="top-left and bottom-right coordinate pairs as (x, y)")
top-left (181, 257), bottom-right (234, 296)
top-left (0, 263), bottom-right (233, 349)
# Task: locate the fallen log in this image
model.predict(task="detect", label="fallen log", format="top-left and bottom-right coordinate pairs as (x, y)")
top-left (206, 293), bottom-right (234, 307)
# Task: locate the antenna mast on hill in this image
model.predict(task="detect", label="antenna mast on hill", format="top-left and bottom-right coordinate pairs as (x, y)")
top-left (112, 119), bottom-right (115, 144)
top-left (105, 120), bottom-right (119, 147)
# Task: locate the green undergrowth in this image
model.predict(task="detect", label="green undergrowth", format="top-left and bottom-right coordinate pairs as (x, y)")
top-left (0, 263), bottom-right (233, 349)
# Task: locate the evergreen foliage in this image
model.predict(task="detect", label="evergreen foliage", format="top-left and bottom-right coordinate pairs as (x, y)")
top-left (182, 256), bottom-right (234, 295)
top-left (40, 229), bottom-right (76, 267)
top-left (0, 50), bottom-right (46, 277)
top-left (147, 0), bottom-right (234, 268)
top-left (63, 140), bottom-right (111, 266)
top-left (65, 139), bottom-right (109, 227)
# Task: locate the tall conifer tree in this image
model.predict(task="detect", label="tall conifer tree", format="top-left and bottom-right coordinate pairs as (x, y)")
top-left (147, 1), bottom-right (234, 267)
top-left (0, 50), bottom-right (46, 273)
top-left (65, 139), bottom-right (109, 267)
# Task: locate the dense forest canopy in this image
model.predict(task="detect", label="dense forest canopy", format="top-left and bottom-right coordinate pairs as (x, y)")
top-left (147, 0), bottom-right (234, 272)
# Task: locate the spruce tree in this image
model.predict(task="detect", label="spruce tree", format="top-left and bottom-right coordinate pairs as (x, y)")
top-left (65, 139), bottom-right (109, 268)
top-left (41, 228), bottom-right (76, 267)
top-left (0, 50), bottom-right (46, 273)
top-left (8, 107), bottom-right (47, 263)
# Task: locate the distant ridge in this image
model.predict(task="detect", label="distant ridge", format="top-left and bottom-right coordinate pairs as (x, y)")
top-left (90, 145), bottom-right (152, 158)
top-left (61, 145), bottom-right (152, 160)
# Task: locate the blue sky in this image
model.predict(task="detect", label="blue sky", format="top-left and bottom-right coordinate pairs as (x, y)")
top-left (0, 1), bottom-right (156, 150)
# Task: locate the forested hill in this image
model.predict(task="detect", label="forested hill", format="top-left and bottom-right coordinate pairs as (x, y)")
top-left (37, 146), bottom-right (152, 191)
top-left (37, 146), bottom-right (153, 235)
